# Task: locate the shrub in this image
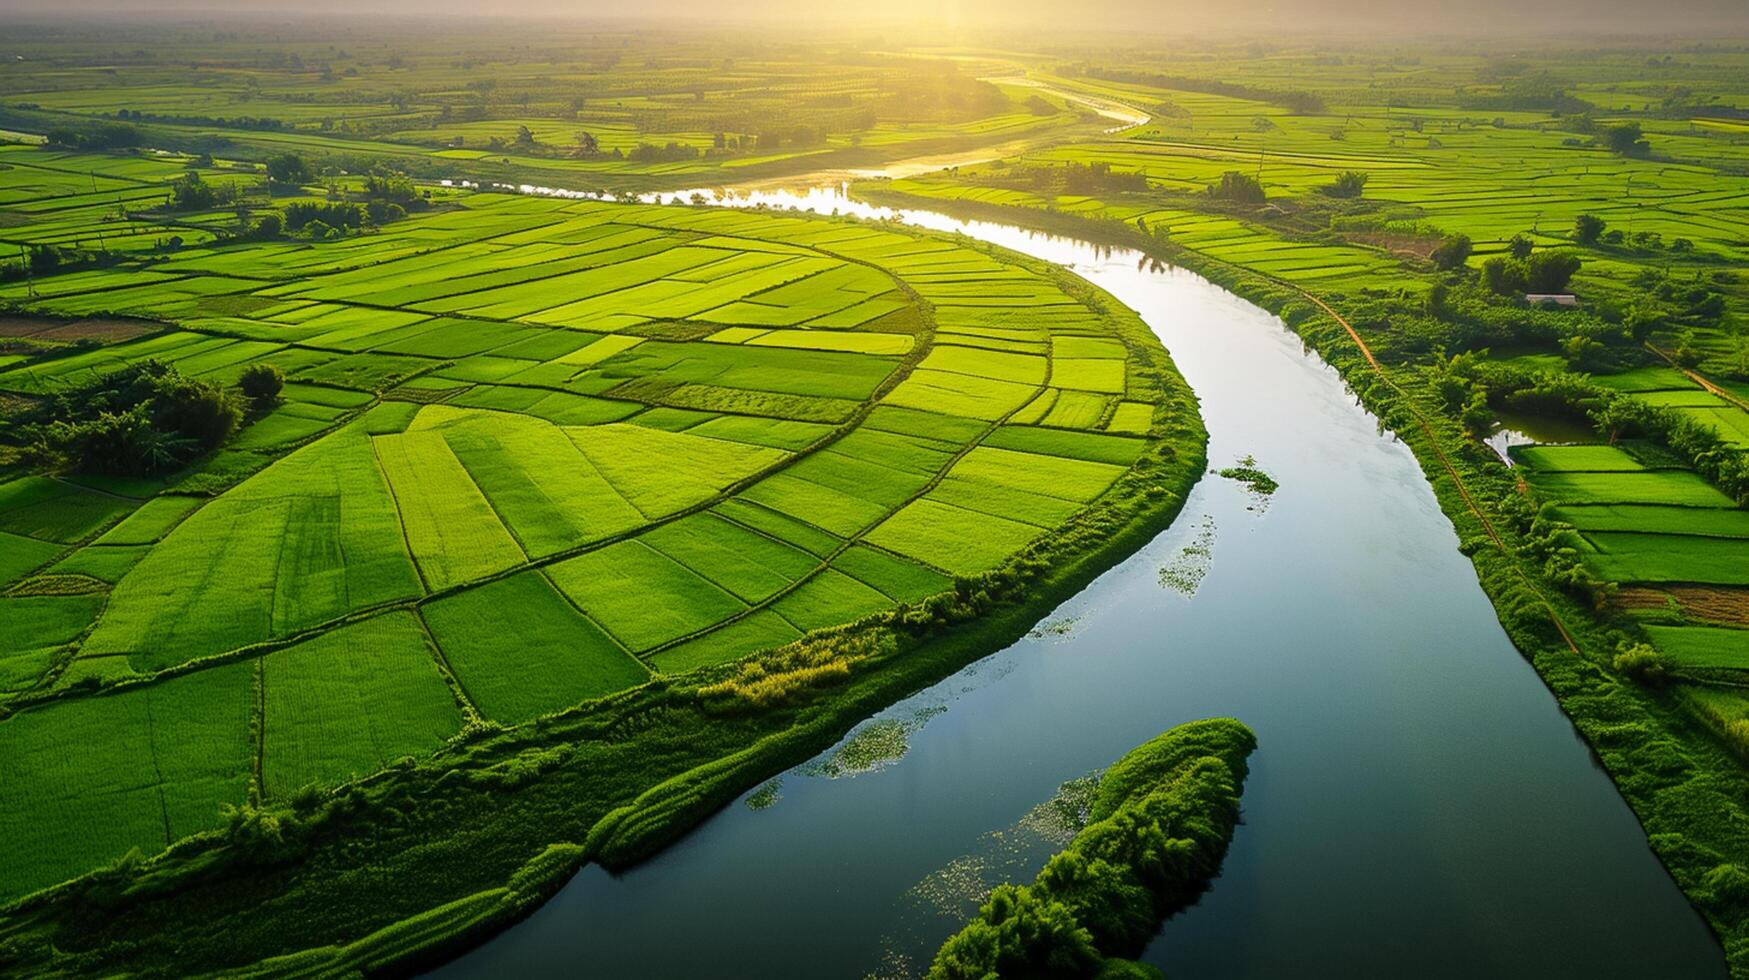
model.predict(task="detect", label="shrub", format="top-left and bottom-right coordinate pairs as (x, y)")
top-left (1430, 234), bottom-right (1473, 270)
top-left (238, 363), bottom-right (285, 407)
top-left (1613, 643), bottom-right (1670, 686)
top-left (1207, 171), bottom-right (1265, 204)
top-left (264, 152), bottom-right (312, 186)
top-left (168, 171), bottom-right (238, 211)
top-left (1319, 171), bottom-right (1369, 198)
top-left (1574, 214), bottom-right (1606, 245)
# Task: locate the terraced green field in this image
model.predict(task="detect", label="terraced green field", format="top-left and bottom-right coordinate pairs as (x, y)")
top-left (0, 172), bottom-right (1187, 903)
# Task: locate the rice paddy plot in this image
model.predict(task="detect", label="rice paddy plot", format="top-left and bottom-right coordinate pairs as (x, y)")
top-left (422, 571), bottom-right (649, 724)
top-left (261, 612), bottom-right (465, 796)
top-left (0, 185), bottom-right (1172, 911)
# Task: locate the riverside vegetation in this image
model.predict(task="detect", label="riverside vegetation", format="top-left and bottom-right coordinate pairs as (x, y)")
top-left (928, 718), bottom-right (1255, 980)
top-left (856, 38), bottom-right (1749, 974)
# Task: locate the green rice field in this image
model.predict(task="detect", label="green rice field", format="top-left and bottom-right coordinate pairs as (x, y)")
top-left (0, 163), bottom-right (1179, 902)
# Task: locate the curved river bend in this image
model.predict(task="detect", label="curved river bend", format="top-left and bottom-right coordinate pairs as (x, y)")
top-left (439, 188), bottom-right (1724, 979)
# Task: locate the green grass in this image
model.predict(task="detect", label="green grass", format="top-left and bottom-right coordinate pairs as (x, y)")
top-left (546, 540), bottom-right (747, 653)
top-left (1553, 504), bottom-right (1749, 538)
top-left (0, 594), bottom-right (103, 692)
top-left (640, 513), bottom-right (819, 604)
top-left (422, 571), bottom-right (650, 724)
top-left (0, 476), bottom-right (134, 543)
top-left (1647, 626), bottom-right (1749, 669)
top-left (0, 530), bottom-right (62, 588)
top-left (866, 498), bottom-right (1043, 575)
top-left (1524, 470), bottom-right (1738, 508)
top-left (0, 659), bottom-right (255, 901)
top-left (1514, 444), bottom-right (1649, 473)
top-left (262, 612), bottom-right (464, 796)
top-left (647, 610), bottom-right (803, 675)
top-left (1585, 533), bottom-right (1749, 586)
top-left (770, 568), bottom-right (893, 632)
top-left (373, 428), bottom-right (527, 590)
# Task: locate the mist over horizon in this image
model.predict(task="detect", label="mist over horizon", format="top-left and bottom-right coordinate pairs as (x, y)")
top-left (3, 0), bottom-right (1748, 39)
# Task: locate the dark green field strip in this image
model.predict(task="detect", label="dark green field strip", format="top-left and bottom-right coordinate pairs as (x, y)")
top-left (259, 612), bottom-right (465, 797)
top-left (1512, 444), bottom-right (1650, 473)
top-left (1523, 469), bottom-right (1740, 508)
top-left (1584, 531), bottom-right (1749, 586)
top-left (421, 571), bottom-right (649, 725)
top-left (1646, 624), bottom-right (1749, 669)
top-left (1553, 504), bottom-right (1749, 538)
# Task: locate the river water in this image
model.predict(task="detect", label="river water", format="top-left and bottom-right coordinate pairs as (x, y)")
top-left (438, 187), bottom-right (1725, 979)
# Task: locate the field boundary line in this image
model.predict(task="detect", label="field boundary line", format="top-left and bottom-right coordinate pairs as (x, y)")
top-left (1646, 342), bottom-right (1749, 414)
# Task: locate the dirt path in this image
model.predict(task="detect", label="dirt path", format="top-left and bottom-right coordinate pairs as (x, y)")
top-left (1647, 342), bottom-right (1749, 414)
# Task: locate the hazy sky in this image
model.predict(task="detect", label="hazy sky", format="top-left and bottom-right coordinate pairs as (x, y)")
top-left (5, 0), bottom-right (1748, 35)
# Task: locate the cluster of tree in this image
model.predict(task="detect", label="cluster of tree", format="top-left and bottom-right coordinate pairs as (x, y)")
top-left (238, 363), bottom-right (284, 409)
top-left (1574, 214), bottom-right (1694, 255)
top-left (43, 122), bottom-right (141, 152)
top-left (1635, 270), bottom-right (1729, 325)
top-left (1456, 75), bottom-right (1594, 114)
top-left (1207, 171), bottom-right (1266, 204)
top-left (8, 362), bottom-right (240, 476)
top-left (928, 720), bottom-right (1255, 980)
top-left (114, 108), bottom-right (288, 131)
top-left (983, 161), bottom-right (1149, 197)
top-left (167, 171), bottom-right (243, 211)
top-left (0, 244), bottom-right (118, 283)
top-left (283, 201), bottom-right (364, 239)
top-left (627, 141), bottom-right (702, 163)
top-left (1602, 121), bottom-right (1652, 157)
top-left (1079, 67), bottom-right (1325, 114)
top-left (1318, 170), bottom-right (1369, 199)
top-left (752, 126), bottom-right (828, 150)
top-left (880, 70), bottom-right (1009, 122)
top-left (1481, 250), bottom-right (1582, 296)
top-left (265, 152), bottom-right (313, 186)
top-left (1430, 234), bottom-right (1473, 270)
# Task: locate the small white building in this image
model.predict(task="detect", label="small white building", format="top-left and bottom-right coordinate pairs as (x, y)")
top-left (1525, 293), bottom-right (1579, 307)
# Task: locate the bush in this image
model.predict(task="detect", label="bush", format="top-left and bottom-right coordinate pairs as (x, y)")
top-left (1319, 171), bottom-right (1368, 198)
top-left (1430, 234), bottom-right (1473, 270)
top-left (265, 152), bottom-right (312, 186)
top-left (1482, 250), bottom-right (1581, 295)
top-left (1207, 171), bottom-right (1265, 204)
top-left (238, 363), bottom-right (284, 407)
top-left (1613, 643), bottom-right (1670, 686)
top-left (168, 171), bottom-right (238, 211)
top-left (283, 202), bottom-right (363, 234)
top-left (1574, 214), bottom-right (1606, 245)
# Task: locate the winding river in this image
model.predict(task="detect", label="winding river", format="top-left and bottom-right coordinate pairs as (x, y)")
top-left (438, 187), bottom-right (1725, 978)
